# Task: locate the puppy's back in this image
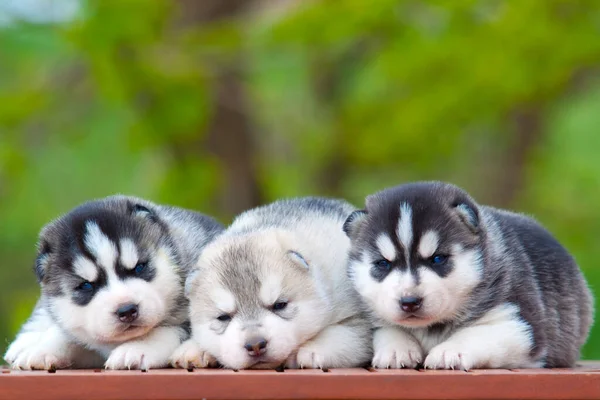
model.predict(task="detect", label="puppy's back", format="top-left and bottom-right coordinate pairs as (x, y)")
top-left (487, 207), bottom-right (594, 366)
top-left (229, 197), bottom-right (354, 233)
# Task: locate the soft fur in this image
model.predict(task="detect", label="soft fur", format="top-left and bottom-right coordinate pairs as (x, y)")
top-left (344, 181), bottom-right (594, 370)
top-left (172, 197), bottom-right (373, 370)
top-left (4, 195), bottom-right (223, 370)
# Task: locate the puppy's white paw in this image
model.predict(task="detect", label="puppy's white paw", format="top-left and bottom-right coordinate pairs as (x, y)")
top-left (9, 347), bottom-right (71, 370)
top-left (287, 342), bottom-right (329, 369)
top-left (372, 327), bottom-right (423, 369)
top-left (424, 342), bottom-right (473, 371)
top-left (105, 341), bottom-right (169, 370)
top-left (5, 333), bottom-right (72, 370)
top-left (170, 340), bottom-right (218, 369)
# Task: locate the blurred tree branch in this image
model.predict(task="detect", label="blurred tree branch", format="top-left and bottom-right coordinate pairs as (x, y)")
top-left (175, 0), bottom-right (262, 218)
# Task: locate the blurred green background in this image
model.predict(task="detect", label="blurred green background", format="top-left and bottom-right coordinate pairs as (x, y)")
top-left (1, 0), bottom-right (599, 360)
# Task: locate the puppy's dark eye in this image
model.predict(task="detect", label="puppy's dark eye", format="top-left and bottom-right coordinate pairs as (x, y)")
top-left (134, 262), bottom-right (147, 275)
top-left (430, 254), bottom-right (448, 265)
top-left (374, 259), bottom-right (391, 270)
top-left (272, 301), bottom-right (288, 311)
top-left (76, 281), bottom-right (94, 292)
top-left (217, 314), bottom-right (231, 322)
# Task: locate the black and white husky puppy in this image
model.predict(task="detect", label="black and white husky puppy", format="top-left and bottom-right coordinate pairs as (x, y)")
top-left (172, 197), bottom-right (373, 370)
top-left (343, 181), bottom-right (594, 370)
top-left (4, 195), bottom-right (223, 370)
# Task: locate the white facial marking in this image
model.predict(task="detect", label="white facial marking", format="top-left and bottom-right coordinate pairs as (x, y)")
top-left (418, 230), bottom-right (439, 259)
top-left (50, 245), bottom-right (180, 348)
top-left (212, 288), bottom-right (236, 314)
top-left (397, 203), bottom-right (413, 263)
top-left (448, 244), bottom-right (482, 296)
top-left (351, 251), bottom-right (421, 325)
top-left (376, 233), bottom-right (396, 261)
top-left (84, 221), bottom-right (117, 271)
top-left (416, 245), bottom-right (483, 326)
top-left (73, 256), bottom-right (98, 282)
top-left (259, 274), bottom-right (282, 306)
top-left (119, 239), bottom-right (138, 270)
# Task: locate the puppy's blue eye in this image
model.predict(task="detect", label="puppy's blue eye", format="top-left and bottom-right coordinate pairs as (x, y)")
top-left (374, 259), bottom-right (391, 270)
top-left (272, 301), bottom-right (288, 311)
top-left (134, 262), bottom-right (147, 275)
top-left (77, 282), bottom-right (93, 292)
top-left (217, 314), bottom-right (231, 322)
top-left (431, 255), bottom-right (448, 265)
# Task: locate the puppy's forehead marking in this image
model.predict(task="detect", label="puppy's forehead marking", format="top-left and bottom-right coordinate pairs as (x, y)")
top-left (397, 202), bottom-right (413, 262)
top-left (212, 287), bottom-right (236, 314)
top-left (376, 233), bottom-right (396, 261)
top-left (84, 221), bottom-right (117, 271)
top-left (119, 239), bottom-right (138, 270)
top-left (73, 255), bottom-right (98, 282)
top-left (418, 230), bottom-right (439, 259)
top-left (259, 274), bottom-right (282, 305)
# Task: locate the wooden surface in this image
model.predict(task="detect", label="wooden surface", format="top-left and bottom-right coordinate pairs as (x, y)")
top-left (1, 362), bottom-right (599, 400)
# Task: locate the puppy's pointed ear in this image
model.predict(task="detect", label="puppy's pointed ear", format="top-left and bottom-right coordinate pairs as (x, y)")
top-left (185, 257), bottom-right (208, 298)
top-left (34, 239), bottom-right (51, 283)
top-left (455, 203), bottom-right (480, 233)
top-left (287, 250), bottom-right (310, 270)
top-left (343, 209), bottom-right (368, 239)
top-left (184, 267), bottom-right (201, 297)
top-left (130, 203), bottom-right (158, 223)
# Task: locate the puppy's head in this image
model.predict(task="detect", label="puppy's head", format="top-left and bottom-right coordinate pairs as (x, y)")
top-left (186, 230), bottom-right (330, 369)
top-left (344, 181), bottom-right (484, 328)
top-left (35, 196), bottom-right (183, 346)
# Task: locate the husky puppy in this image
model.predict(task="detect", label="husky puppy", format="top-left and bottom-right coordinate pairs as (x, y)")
top-left (4, 195), bottom-right (223, 370)
top-left (343, 181), bottom-right (594, 370)
top-left (171, 197), bottom-right (373, 370)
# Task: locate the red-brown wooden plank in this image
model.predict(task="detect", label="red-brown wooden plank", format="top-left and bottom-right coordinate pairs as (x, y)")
top-left (0, 367), bottom-right (599, 400)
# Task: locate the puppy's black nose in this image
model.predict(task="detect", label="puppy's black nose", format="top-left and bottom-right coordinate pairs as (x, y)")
top-left (244, 337), bottom-right (268, 357)
top-left (400, 296), bottom-right (422, 313)
top-left (116, 304), bottom-right (139, 323)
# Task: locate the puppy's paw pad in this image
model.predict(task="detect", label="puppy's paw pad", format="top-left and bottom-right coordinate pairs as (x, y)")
top-left (170, 340), bottom-right (217, 369)
top-left (424, 343), bottom-right (472, 371)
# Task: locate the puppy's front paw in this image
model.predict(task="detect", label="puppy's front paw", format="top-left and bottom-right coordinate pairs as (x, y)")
top-left (170, 340), bottom-right (218, 369)
top-left (105, 341), bottom-right (168, 370)
top-left (5, 334), bottom-right (72, 370)
top-left (8, 347), bottom-right (71, 370)
top-left (424, 342), bottom-right (473, 371)
top-left (287, 342), bottom-right (329, 369)
top-left (372, 328), bottom-right (423, 369)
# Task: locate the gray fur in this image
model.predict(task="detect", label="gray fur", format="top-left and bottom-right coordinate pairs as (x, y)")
top-left (345, 181), bottom-right (594, 368)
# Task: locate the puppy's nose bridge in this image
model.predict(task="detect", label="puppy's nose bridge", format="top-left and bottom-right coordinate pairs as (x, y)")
top-left (241, 321), bottom-right (263, 331)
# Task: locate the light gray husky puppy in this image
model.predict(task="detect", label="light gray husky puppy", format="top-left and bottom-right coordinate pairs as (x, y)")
top-left (343, 181), bottom-right (593, 370)
top-left (171, 197), bottom-right (373, 370)
top-left (4, 195), bottom-right (223, 370)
